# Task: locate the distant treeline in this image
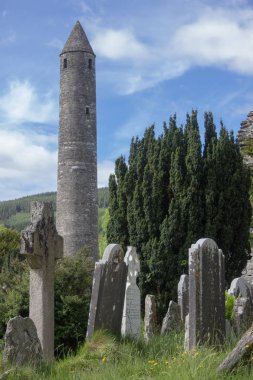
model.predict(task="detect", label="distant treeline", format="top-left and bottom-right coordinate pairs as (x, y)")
top-left (0, 187), bottom-right (109, 227)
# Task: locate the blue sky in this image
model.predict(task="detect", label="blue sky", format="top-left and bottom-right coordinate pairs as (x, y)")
top-left (0, 0), bottom-right (253, 200)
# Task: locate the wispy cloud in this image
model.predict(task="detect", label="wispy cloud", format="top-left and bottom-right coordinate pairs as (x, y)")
top-left (0, 80), bottom-right (57, 125)
top-left (92, 28), bottom-right (147, 60)
top-left (82, 2), bottom-right (253, 94)
top-left (97, 160), bottom-right (114, 187)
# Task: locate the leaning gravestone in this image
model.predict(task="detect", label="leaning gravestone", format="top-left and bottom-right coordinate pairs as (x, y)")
top-left (188, 238), bottom-right (225, 350)
top-left (144, 295), bottom-right (157, 342)
top-left (161, 300), bottom-right (181, 335)
top-left (3, 316), bottom-right (42, 366)
top-left (20, 202), bottom-right (63, 360)
top-left (86, 244), bottom-right (128, 341)
top-left (121, 246), bottom-right (141, 338)
top-left (217, 322), bottom-right (253, 374)
top-left (178, 274), bottom-right (189, 323)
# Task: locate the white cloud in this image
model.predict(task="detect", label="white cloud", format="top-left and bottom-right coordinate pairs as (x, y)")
top-left (172, 8), bottom-right (253, 74)
top-left (87, 2), bottom-right (253, 94)
top-left (97, 160), bottom-right (114, 187)
top-left (0, 79), bottom-right (59, 199)
top-left (0, 80), bottom-right (57, 125)
top-left (0, 130), bottom-right (57, 200)
top-left (92, 28), bottom-right (147, 60)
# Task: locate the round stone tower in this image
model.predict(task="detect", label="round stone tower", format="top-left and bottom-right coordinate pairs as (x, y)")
top-left (57, 21), bottom-right (98, 260)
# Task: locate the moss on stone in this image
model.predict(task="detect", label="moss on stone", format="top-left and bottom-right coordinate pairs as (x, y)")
top-left (240, 138), bottom-right (253, 157)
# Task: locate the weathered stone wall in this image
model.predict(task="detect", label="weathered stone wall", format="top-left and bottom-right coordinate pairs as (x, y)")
top-left (56, 22), bottom-right (98, 260)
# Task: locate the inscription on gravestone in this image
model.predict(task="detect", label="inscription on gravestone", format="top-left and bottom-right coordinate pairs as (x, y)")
top-left (86, 244), bottom-right (127, 341)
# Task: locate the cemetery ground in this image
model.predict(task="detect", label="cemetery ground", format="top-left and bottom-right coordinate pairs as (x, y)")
top-left (0, 330), bottom-right (253, 380)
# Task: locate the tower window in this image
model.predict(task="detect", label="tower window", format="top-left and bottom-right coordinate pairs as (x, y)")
top-left (86, 107), bottom-right (90, 115)
top-left (88, 59), bottom-right (92, 69)
top-left (63, 58), bottom-right (67, 68)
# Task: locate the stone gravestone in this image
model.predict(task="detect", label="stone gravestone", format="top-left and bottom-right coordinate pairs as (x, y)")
top-left (161, 300), bottom-right (181, 335)
top-left (228, 277), bottom-right (253, 335)
top-left (86, 244), bottom-right (128, 341)
top-left (188, 238), bottom-right (225, 350)
top-left (178, 274), bottom-right (189, 323)
top-left (3, 316), bottom-right (42, 366)
top-left (121, 246), bottom-right (141, 338)
top-left (144, 295), bottom-right (157, 342)
top-left (229, 277), bottom-right (252, 299)
top-left (184, 314), bottom-right (190, 351)
top-left (20, 202), bottom-right (63, 360)
top-left (217, 322), bottom-right (253, 374)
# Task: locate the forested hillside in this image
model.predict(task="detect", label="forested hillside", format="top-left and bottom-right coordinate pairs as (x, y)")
top-left (0, 188), bottom-right (109, 231)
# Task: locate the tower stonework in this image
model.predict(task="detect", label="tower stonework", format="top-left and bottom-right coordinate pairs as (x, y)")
top-left (57, 21), bottom-right (98, 260)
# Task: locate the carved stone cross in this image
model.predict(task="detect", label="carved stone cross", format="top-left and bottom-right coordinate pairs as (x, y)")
top-left (20, 201), bottom-right (63, 360)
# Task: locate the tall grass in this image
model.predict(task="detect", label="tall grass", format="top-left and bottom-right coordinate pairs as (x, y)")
top-left (0, 330), bottom-right (252, 380)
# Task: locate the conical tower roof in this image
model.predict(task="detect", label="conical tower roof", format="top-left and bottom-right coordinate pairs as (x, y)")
top-left (61, 20), bottom-right (95, 55)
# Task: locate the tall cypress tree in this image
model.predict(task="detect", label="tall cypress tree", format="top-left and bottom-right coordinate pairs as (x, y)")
top-left (158, 127), bottom-right (186, 313)
top-left (205, 125), bottom-right (251, 284)
top-left (203, 112), bottom-right (217, 158)
top-left (107, 174), bottom-right (118, 243)
top-left (107, 156), bottom-right (128, 248)
top-left (181, 111), bottom-right (204, 260)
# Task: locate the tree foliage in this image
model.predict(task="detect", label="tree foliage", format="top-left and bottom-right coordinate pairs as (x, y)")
top-left (55, 248), bottom-right (93, 355)
top-left (0, 227), bottom-right (93, 356)
top-left (107, 111), bottom-right (251, 317)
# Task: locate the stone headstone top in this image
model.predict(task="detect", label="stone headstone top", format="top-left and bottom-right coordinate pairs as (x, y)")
top-left (124, 246), bottom-right (140, 281)
top-left (102, 243), bottom-right (125, 263)
top-left (228, 277), bottom-right (252, 299)
top-left (3, 316), bottom-right (42, 366)
top-left (20, 201), bottom-right (63, 269)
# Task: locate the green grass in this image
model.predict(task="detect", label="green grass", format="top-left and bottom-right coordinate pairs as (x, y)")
top-left (1, 330), bottom-right (253, 380)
